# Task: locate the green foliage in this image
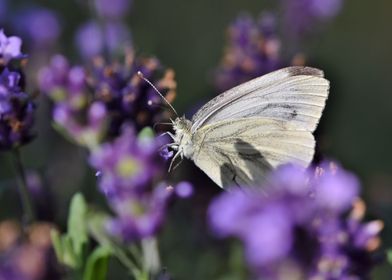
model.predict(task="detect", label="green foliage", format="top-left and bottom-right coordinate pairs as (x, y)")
top-left (51, 193), bottom-right (88, 269)
top-left (83, 246), bottom-right (111, 280)
top-left (387, 250), bottom-right (392, 265)
top-left (51, 193), bottom-right (111, 279)
top-left (68, 193), bottom-right (89, 261)
top-left (87, 211), bottom-right (145, 278)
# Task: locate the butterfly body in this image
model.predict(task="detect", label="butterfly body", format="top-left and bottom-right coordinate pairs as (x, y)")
top-left (172, 117), bottom-right (195, 159)
top-left (169, 67), bottom-right (330, 189)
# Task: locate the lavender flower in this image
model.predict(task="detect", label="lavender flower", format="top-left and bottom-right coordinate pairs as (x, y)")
top-left (75, 20), bottom-right (131, 59)
top-left (94, 0), bottom-right (132, 19)
top-left (90, 126), bottom-right (190, 241)
top-left (89, 126), bottom-right (163, 196)
top-left (0, 0), bottom-right (8, 24)
top-left (106, 184), bottom-right (173, 241)
top-left (215, 13), bottom-right (285, 92)
top-left (0, 64), bottom-right (35, 149)
top-left (13, 7), bottom-right (61, 48)
top-left (209, 163), bottom-right (383, 279)
top-left (38, 51), bottom-right (176, 147)
top-left (0, 30), bottom-right (23, 65)
top-left (281, 0), bottom-right (344, 37)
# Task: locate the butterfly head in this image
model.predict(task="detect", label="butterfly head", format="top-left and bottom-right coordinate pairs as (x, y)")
top-left (172, 116), bottom-right (191, 131)
top-left (172, 116), bottom-right (191, 142)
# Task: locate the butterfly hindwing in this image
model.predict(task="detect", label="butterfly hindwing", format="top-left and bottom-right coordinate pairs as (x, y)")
top-left (191, 118), bottom-right (315, 188)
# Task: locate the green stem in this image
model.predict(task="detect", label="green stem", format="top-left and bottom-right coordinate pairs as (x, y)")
top-left (142, 237), bottom-right (161, 276)
top-left (113, 247), bottom-right (144, 279)
top-left (12, 148), bottom-right (36, 224)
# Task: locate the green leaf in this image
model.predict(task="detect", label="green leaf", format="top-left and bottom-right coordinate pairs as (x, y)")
top-left (87, 211), bottom-right (113, 250)
top-left (83, 246), bottom-right (111, 280)
top-left (68, 193), bottom-right (89, 257)
top-left (87, 211), bottom-right (142, 277)
top-left (50, 229), bottom-right (64, 263)
top-left (62, 235), bottom-right (79, 268)
top-left (387, 250), bottom-right (392, 265)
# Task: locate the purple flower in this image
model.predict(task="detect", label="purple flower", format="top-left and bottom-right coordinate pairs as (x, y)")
top-left (106, 184), bottom-right (173, 241)
top-left (314, 163), bottom-right (359, 212)
top-left (89, 126), bottom-right (163, 196)
top-left (13, 7), bottom-right (61, 48)
top-left (244, 205), bottom-right (293, 266)
top-left (89, 126), bottom-right (191, 241)
top-left (174, 181), bottom-right (193, 198)
top-left (0, 0), bottom-right (8, 24)
top-left (94, 0), bottom-right (132, 19)
top-left (53, 102), bottom-right (107, 147)
top-left (39, 51), bottom-right (177, 147)
top-left (0, 68), bottom-right (35, 149)
top-left (0, 30), bottom-right (23, 64)
top-left (215, 13), bottom-right (285, 92)
top-left (75, 20), bottom-right (131, 59)
top-left (75, 21), bottom-right (104, 59)
top-left (281, 0), bottom-right (344, 36)
top-left (208, 163), bottom-right (383, 279)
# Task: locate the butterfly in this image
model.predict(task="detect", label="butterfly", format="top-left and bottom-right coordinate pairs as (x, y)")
top-left (141, 66), bottom-right (329, 188)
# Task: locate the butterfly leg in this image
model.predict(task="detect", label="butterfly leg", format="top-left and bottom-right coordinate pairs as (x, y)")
top-left (159, 143), bottom-right (178, 150)
top-left (168, 150), bottom-right (182, 172)
top-left (158, 131), bottom-right (176, 140)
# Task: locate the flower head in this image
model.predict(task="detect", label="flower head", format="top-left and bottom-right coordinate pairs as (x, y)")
top-left (94, 0), bottom-right (132, 19)
top-left (39, 51), bottom-right (176, 148)
top-left (209, 163), bottom-right (382, 279)
top-left (13, 7), bottom-right (61, 48)
top-left (215, 13), bottom-right (284, 92)
top-left (0, 1), bottom-right (8, 24)
top-left (90, 126), bottom-right (190, 241)
top-left (75, 20), bottom-right (131, 59)
top-left (0, 30), bottom-right (23, 64)
top-left (0, 68), bottom-right (35, 150)
top-left (89, 126), bottom-right (164, 196)
top-left (281, 0), bottom-right (344, 37)
top-left (106, 184), bottom-right (173, 241)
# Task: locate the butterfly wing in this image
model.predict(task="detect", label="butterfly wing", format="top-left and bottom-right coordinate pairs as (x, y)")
top-left (191, 118), bottom-right (315, 188)
top-left (191, 66), bottom-right (329, 133)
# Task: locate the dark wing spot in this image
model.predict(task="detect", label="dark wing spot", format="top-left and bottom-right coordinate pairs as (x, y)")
top-left (290, 109), bottom-right (298, 119)
top-left (286, 66), bottom-right (324, 78)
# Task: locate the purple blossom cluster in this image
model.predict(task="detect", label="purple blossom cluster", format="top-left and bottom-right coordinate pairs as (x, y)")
top-left (0, 30), bottom-right (35, 150)
top-left (281, 0), bottom-right (344, 37)
top-left (209, 163), bottom-right (383, 279)
top-left (75, 0), bottom-right (132, 58)
top-left (215, 13), bottom-right (285, 92)
top-left (38, 51), bottom-right (176, 148)
top-left (75, 20), bottom-right (131, 59)
top-left (13, 7), bottom-right (61, 49)
top-left (90, 126), bottom-right (191, 241)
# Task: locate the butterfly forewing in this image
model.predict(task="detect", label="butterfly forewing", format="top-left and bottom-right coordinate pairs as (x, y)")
top-left (191, 67), bottom-right (329, 133)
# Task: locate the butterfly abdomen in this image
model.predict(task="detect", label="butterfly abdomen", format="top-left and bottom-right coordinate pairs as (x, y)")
top-left (173, 117), bottom-right (195, 159)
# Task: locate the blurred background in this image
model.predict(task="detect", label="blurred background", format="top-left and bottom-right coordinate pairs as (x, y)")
top-left (1, 0), bottom-right (392, 279)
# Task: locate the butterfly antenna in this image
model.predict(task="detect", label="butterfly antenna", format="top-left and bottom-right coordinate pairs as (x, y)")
top-left (153, 122), bottom-right (173, 131)
top-left (137, 71), bottom-right (178, 117)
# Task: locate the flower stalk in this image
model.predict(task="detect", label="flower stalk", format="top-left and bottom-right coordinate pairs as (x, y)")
top-left (12, 148), bottom-right (35, 224)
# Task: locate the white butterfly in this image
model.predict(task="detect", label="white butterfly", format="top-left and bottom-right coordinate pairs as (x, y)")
top-left (142, 66), bottom-right (330, 188)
